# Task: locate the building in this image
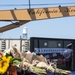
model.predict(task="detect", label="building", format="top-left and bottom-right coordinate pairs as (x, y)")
top-left (30, 37), bottom-right (75, 70)
top-left (0, 38), bottom-right (30, 52)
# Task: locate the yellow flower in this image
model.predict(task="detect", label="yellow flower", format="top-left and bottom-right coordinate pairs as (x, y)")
top-left (0, 56), bottom-right (10, 74)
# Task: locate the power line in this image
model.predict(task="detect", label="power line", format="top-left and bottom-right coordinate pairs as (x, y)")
top-left (0, 2), bottom-right (75, 7)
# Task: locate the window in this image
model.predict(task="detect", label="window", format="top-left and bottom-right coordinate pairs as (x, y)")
top-left (1, 40), bottom-right (6, 51)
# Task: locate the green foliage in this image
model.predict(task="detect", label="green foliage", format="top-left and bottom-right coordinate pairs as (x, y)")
top-left (11, 58), bottom-right (22, 66)
top-left (5, 53), bottom-right (11, 58)
top-left (33, 67), bottom-right (47, 75)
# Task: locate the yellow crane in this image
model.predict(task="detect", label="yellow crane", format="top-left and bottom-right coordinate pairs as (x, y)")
top-left (0, 6), bottom-right (75, 32)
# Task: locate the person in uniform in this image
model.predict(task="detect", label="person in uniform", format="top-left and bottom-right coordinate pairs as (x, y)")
top-left (63, 43), bottom-right (73, 70)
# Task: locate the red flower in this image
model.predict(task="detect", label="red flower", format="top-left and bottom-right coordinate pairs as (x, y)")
top-left (0, 52), bottom-right (2, 57)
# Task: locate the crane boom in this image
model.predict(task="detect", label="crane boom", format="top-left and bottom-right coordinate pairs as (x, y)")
top-left (0, 6), bottom-right (75, 32)
top-left (0, 6), bottom-right (75, 21)
top-left (0, 21), bottom-right (29, 32)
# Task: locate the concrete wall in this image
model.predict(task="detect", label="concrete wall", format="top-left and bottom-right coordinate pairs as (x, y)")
top-left (0, 38), bottom-right (30, 52)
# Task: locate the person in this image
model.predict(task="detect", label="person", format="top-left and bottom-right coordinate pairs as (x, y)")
top-left (63, 43), bottom-right (73, 70)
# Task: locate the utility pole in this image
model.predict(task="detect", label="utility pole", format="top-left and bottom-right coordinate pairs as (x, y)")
top-left (29, 0), bottom-right (31, 9)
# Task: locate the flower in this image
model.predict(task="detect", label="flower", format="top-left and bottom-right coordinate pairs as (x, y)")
top-left (0, 52), bottom-right (2, 57)
top-left (0, 56), bottom-right (11, 74)
top-left (0, 52), bottom-right (22, 74)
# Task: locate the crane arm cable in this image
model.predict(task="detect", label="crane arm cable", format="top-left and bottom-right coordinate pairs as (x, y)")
top-left (0, 2), bottom-right (75, 7)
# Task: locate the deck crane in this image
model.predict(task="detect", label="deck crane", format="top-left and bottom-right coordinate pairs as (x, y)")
top-left (0, 6), bottom-right (75, 32)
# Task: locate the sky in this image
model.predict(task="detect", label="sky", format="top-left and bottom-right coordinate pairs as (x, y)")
top-left (0, 0), bottom-right (75, 39)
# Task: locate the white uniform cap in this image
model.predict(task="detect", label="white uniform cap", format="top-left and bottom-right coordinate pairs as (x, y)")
top-left (66, 43), bottom-right (72, 48)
